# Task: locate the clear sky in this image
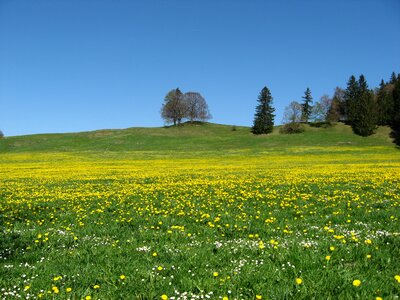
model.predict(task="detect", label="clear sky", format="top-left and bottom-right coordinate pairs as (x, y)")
top-left (1, 0), bottom-right (399, 136)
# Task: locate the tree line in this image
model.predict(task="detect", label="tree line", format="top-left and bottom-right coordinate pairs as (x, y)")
top-left (251, 72), bottom-right (400, 145)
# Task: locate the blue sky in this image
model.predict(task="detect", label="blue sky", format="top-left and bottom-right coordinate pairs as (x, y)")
top-left (1, 0), bottom-right (399, 136)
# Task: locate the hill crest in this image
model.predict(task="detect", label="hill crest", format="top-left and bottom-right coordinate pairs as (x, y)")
top-left (0, 122), bottom-right (395, 154)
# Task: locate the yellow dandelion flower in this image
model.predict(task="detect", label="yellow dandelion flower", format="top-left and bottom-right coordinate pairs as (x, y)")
top-left (325, 255), bottom-right (331, 261)
top-left (120, 274), bottom-right (126, 280)
top-left (352, 279), bottom-right (361, 287)
top-left (161, 295), bottom-right (168, 300)
top-left (376, 297), bottom-right (383, 300)
top-left (52, 286), bottom-right (59, 294)
top-left (366, 254), bottom-right (372, 259)
top-left (24, 285), bottom-right (30, 291)
top-left (256, 295), bottom-right (262, 299)
top-left (295, 278), bottom-right (303, 285)
top-left (329, 246), bottom-right (335, 251)
top-left (93, 284), bottom-right (100, 289)
top-left (395, 275), bottom-right (400, 283)
top-left (157, 266), bottom-right (163, 271)
top-left (223, 297), bottom-right (229, 300)
top-left (66, 287), bottom-right (72, 292)
top-left (213, 271), bottom-right (219, 277)
top-left (152, 252), bottom-right (158, 257)
top-left (85, 296), bottom-right (92, 300)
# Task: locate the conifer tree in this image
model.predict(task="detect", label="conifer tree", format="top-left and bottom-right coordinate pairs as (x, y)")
top-left (301, 88), bottom-right (313, 122)
top-left (391, 79), bottom-right (400, 145)
top-left (349, 75), bottom-right (377, 136)
top-left (390, 72), bottom-right (397, 84)
top-left (344, 75), bottom-right (359, 123)
top-left (376, 79), bottom-right (395, 126)
top-left (252, 86), bottom-right (275, 134)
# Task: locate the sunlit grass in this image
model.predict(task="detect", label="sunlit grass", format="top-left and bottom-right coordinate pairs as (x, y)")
top-left (0, 145), bottom-right (399, 299)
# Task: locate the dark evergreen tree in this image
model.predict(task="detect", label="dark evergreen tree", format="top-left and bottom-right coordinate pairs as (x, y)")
top-left (344, 75), bottom-right (359, 123)
top-left (252, 86), bottom-right (275, 134)
top-left (391, 79), bottom-right (400, 145)
top-left (390, 72), bottom-right (397, 84)
top-left (350, 75), bottom-right (377, 136)
top-left (301, 88), bottom-right (313, 122)
top-left (376, 79), bottom-right (395, 126)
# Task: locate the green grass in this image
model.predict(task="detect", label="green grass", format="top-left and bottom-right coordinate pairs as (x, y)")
top-left (0, 122), bottom-right (396, 154)
top-left (0, 123), bottom-right (399, 299)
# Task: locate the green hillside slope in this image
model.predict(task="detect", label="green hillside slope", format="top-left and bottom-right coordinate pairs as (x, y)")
top-left (0, 122), bottom-right (396, 154)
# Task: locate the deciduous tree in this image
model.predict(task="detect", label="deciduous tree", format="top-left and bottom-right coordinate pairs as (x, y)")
top-left (283, 101), bottom-right (302, 124)
top-left (161, 88), bottom-right (186, 126)
top-left (183, 92), bottom-right (211, 123)
top-left (311, 94), bottom-right (331, 122)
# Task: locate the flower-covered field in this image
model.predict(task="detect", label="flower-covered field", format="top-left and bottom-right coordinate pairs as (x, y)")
top-left (0, 148), bottom-right (399, 299)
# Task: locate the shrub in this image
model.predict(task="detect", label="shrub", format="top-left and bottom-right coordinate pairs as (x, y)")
top-left (279, 123), bottom-right (305, 134)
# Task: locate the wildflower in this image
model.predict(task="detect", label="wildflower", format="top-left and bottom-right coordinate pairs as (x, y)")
top-left (213, 272), bottom-right (219, 277)
top-left (329, 246), bottom-right (335, 251)
top-left (120, 275), bottom-right (126, 280)
top-left (395, 275), bottom-right (400, 283)
top-left (325, 255), bottom-right (331, 261)
top-left (376, 297), bottom-right (383, 300)
top-left (366, 254), bottom-right (371, 259)
top-left (223, 297), bottom-right (229, 300)
top-left (258, 241), bottom-right (265, 249)
top-left (24, 285), bottom-right (30, 291)
top-left (85, 296), bottom-right (92, 300)
top-left (93, 284), bottom-right (100, 289)
top-left (161, 295), bottom-right (168, 300)
top-left (52, 286), bottom-right (59, 294)
top-left (66, 287), bottom-right (72, 292)
top-left (352, 279), bottom-right (361, 287)
top-left (365, 239), bottom-right (372, 245)
top-left (256, 295), bottom-right (262, 299)
top-left (152, 252), bottom-right (158, 257)
top-left (295, 278), bottom-right (303, 285)
top-left (157, 266), bottom-right (163, 271)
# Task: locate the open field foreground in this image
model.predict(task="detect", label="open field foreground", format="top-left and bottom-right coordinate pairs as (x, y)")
top-left (0, 124), bottom-right (400, 299)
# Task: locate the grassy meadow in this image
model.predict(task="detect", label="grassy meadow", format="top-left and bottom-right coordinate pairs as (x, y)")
top-left (0, 123), bottom-right (399, 299)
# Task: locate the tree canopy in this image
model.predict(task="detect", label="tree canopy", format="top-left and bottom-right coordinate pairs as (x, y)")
top-left (161, 89), bottom-right (211, 125)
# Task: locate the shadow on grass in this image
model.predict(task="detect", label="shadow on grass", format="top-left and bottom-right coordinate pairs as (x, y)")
top-left (390, 129), bottom-right (400, 148)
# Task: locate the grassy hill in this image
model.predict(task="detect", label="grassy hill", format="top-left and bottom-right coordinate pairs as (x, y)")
top-left (0, 122), bottom-right (396, 155)
top-left (1, 122), bottom-right (399, 299)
